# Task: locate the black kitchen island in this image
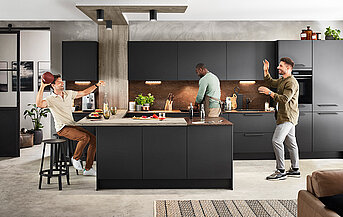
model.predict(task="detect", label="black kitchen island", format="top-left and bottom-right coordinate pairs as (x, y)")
top-left (77, 110), bottom-right (233, 190)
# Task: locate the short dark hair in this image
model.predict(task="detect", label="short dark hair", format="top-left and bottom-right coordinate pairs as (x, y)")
top-left (52, 74), bottom-right (61, 84)
top-left (280, 57), bottom-right (294, 68)
top-left (195, 63), bottom-right (206, 69)
top-left (50, 74), bottom-right (61, 90)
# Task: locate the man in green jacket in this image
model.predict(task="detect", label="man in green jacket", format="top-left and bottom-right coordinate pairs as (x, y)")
top-left (258, 57), bottom-right (300, 181)
top-left (195, 63), bottom-right (221, 117)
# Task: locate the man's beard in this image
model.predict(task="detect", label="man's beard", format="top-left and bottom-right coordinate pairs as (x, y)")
top-left (278, 69), bottom-right (285, 75)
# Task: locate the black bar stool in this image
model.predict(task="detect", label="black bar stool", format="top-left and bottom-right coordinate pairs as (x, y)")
top-left (53, 134), bottom-right (83, 175)
top-left (39, 139), bottom-right (70, 190)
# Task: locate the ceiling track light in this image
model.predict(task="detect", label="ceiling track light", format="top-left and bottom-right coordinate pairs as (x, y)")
top-left (149, 10), bottom-right (157, 21)
top-left (106, 20), bottom-right (112, 30)
top-left (96, 9), bottom-right (104, 21)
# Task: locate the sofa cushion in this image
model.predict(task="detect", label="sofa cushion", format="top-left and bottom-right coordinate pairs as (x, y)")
top-left (312, 170), bottom-right (343, 197)
top-left (307, 175), bottom-right (314, 194)
top-left (319, 194), bottom-right (343, 216)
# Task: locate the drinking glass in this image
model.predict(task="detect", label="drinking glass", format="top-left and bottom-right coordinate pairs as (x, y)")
top-left (111, 106), bottom-right (117, 115)
top-left (103, 110), bottom-right (111, 119)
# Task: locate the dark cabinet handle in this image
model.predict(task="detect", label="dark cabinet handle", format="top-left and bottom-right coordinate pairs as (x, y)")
top-left (244, 133), bottom-right (265, 137)
top-left (243, 114), bottom-right (263, 116)
top-left (318, 112), bottom-right (338, 115)
top-left (317, 104), bottom-right (338, 107)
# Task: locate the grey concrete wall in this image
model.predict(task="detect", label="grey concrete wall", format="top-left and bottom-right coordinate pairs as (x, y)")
top-left (129, 21), bottom-right (343, 41)
top-left (0, 21), bottom-right (98, 74)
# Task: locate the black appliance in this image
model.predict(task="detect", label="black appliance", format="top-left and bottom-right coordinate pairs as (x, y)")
top-left (292, 70), bottom-right (312, 104)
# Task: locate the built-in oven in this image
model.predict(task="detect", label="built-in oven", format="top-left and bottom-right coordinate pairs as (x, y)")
top-left (292, 70), bottom-right (312, 104)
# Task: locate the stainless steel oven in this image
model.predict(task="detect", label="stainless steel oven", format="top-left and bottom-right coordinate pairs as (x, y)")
top-left (293, 70), bottom-right (312, 104)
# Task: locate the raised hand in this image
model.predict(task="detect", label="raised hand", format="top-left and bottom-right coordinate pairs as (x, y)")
top-left (263, 59), bottom-right (269, 72)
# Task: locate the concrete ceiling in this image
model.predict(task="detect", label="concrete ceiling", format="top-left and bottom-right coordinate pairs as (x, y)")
top-left (1, 0), bottom-right (343, 21)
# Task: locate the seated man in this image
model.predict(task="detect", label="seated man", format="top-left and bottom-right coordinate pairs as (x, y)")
top-left (36, 74), bottom-right (105, 176)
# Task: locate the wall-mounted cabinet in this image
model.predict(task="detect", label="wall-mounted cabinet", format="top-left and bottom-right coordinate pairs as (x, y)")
top-left (128, 42), bottom-right (177, 80)
top-left (278, 40), bottom-right (312, 70)
top-left (128, 41), bottom-right (276, 81)
top-left (177, 42), bottom-right (226, 80)
top-left (227, 41), bottom-right (276, 80)
top-left (62, 41), bottom-right (98, 81)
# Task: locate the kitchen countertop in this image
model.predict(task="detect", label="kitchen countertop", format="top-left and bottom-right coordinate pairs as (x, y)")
top-left (76, 109), bottom-right (187, 126)
top-left (76, 109), bottom-right (232, 126)
top-left (223, 109), bottom-right (275, 113)
top-left (126, 110), bottom-right (182, 113)
top-left (185, 117), bottom-right (233, 126)
top-left (127, 109), bottom-right (274, 114)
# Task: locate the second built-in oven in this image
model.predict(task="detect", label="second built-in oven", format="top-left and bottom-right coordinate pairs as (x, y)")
top-left (292, 70), bottom-right (312, 104)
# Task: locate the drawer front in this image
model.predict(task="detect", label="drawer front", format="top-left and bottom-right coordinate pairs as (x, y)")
top-left (229, 113), bottom-right (275, 132)
top-left (233, 132), bottom-right (273, 153)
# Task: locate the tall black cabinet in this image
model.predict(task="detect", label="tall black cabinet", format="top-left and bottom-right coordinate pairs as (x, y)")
top-left (313, 41), bottom-right (343, 152)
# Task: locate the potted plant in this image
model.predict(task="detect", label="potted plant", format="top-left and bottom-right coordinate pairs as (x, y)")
top-left (23, 103), bottom-right (50, 145)
top-left (145, 93), bottom-right (155, 107)
top-left (135, 94), bottom-right (146, 111)
top-left (325, 26), bottom-right (342, 40)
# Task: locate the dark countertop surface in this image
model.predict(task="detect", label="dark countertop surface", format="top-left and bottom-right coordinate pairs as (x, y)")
top-left (185, 117), bottom-right (233, 126)
top-left (223, 109), bottom-right (275, 113)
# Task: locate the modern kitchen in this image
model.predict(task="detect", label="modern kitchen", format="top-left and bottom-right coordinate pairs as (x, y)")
top-left (1, 1), bottom-right (343, 216)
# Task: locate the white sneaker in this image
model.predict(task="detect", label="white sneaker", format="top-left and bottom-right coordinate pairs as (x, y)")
top-left (83, 168), bottom-right (96, 176)
top-left (71, 157), bottom-right (83, 170)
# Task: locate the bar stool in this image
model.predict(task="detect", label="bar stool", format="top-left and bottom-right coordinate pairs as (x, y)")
top-left (53, 134), bottom-right (83, 175)
top-left (39, 139), bottom-right (70, 190)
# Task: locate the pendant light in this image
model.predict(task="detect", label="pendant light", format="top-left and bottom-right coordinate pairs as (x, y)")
top-left (149, 10), bottom-right (157, 21)
top-left (106, 20), bottom-right (112, 30)
top-left (96, 9), bottom-right (104, 21)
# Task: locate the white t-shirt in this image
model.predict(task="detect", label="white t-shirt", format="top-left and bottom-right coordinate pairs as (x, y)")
top-left (45, 90), bottom-right (78, 132)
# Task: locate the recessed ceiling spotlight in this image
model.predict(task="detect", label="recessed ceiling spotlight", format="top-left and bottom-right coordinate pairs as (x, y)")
top-left (106, 20), bottom-right (112, 30)
top-left (96, 9), bottom-right (104, 22)
top-left (149, 10), bottom-right (157, 21)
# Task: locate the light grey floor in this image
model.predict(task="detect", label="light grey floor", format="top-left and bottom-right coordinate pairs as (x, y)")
top-left (1, 144), bottom-right (342, 217)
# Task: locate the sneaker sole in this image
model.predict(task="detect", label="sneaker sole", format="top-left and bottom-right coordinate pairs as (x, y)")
top-left (287, 174), bottom-right (301, 178)
top-left (266, 176), bottom-right (287, 181)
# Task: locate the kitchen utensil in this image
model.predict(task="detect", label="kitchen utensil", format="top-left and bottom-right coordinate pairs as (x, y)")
top-left (229, 94), bottom-right (237, 110)
top-left (164, 93), bottom-right (173, 111)
top-left (233, 87), bottom-right (243, 109)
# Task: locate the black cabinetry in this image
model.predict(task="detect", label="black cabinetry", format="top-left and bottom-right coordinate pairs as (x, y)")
top-left (296, 111), bottom-right (312, 153)
top-left (313, 112), bottom-right (343, 152)
top-left (178, 42), bottom-right (226, 80)
top-left (62, 41), bottom-right (98, 81)
top-left (97, 127), bottom-right (142, 179)
top-left (188, 126), bottom-right (232, 179)
top-left (128, 42), bottom-right (177, 80)
top-left (278, 40), bottom-right (312, 69)
top-left (143, 127), bottom-right (186, 179)
top-left (227, 112), bottom-right (275, 156)
top-left (227, 41), bottom-right (276, 80)
top-left (313, 41), bottom-right (343, 111)
top-left (312, 41), bottom-right (343, 152)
